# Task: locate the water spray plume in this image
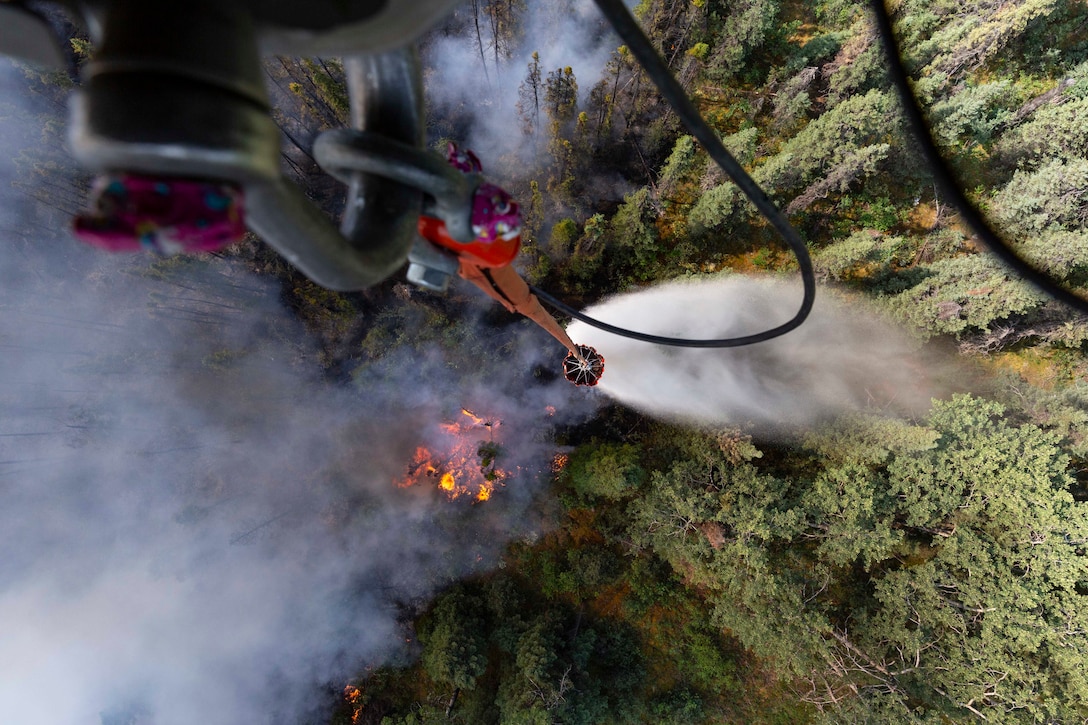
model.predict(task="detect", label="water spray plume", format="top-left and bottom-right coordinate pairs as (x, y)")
top-left (568, 276), bottom-right (944, 429)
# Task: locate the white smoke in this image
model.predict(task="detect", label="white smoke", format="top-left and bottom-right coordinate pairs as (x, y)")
top-left (423, 0), bottom-right (618, 162)
top-left (0, 56), bottom-right (595, 725)
top-left (567, 275), bottom-right (943, 428)
top-left (0, 244), bottom-right (592, 724)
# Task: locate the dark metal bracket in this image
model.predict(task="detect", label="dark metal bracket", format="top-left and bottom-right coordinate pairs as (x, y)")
top-left (56, 0), bottom-right (466, 291)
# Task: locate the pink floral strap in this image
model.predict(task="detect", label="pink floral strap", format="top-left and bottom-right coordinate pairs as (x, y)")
top-left (73, 174), bottom-right (246, 254)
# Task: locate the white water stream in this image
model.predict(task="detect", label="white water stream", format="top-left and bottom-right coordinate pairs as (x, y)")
top-left (568, 276), bottom-right (942, 429)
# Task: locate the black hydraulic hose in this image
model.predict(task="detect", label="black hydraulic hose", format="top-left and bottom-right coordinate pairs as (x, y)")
top-left (529, 283), bottom-right (795, 347)
top-left (869, 0), bottom-right (1088, 315)
top-left (529, 0), bottom-right (817, 348)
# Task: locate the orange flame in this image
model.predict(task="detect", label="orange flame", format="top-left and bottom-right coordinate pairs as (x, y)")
top-left (396, 447), bottom-right (438, 488)
top-left (343, 685), bottom-right (363, 724)
top-left (461, 407), bottom-right (490, 426)
top-left (395, 410), bottom-right (508, 502)
top-left (439, 472), bottom-right (456, 491)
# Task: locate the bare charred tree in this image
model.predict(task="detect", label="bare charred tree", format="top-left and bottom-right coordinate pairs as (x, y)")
top-left (516, 51), bottom-right (542, 135)
top-left (470, 0), bottom-right (492, 87)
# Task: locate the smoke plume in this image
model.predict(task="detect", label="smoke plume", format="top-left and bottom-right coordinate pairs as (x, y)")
top-left (423, 0), bottom-right (616, 161)
top-left (567, 275), bottom-right (946, 429)
top-left (0, 248), bottom-right (592, 725)
top-left (0, 51), bottom-right (599, 723)
top-left (0, 243), bottom-right (596, 725)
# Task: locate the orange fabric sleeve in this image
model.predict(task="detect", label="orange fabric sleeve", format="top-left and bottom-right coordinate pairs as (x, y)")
top-left (459, 262), bottom-right (578, 353)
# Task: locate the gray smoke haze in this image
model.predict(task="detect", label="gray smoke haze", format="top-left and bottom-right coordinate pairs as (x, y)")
top-left (0, 254), bottom-right (592, 725)
top-left (424, 0), bottom-right (617, 161)
top-left (567, 275), bottom-right (946, 429)
top-left (0, 251), bottom-right (597, 724)
top-left (0, 62), bottom-right (597, 725)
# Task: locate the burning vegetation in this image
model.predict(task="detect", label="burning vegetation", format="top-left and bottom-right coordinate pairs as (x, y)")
top-left (551, 452), bottom-right (570, 474)
top-left (342, 684), bottom-right (363, 724)
top-left (396, 409), bottom-right (509, 502)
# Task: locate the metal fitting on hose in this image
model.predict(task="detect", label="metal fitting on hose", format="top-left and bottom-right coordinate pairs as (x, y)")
top-left (406, 238), bottom-right (460, 293)
top-left (66, 1), bottom-right (434, 291)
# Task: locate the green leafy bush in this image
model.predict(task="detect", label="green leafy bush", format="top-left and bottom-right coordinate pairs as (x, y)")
top-left (565, 442), bottom-right (646, 501)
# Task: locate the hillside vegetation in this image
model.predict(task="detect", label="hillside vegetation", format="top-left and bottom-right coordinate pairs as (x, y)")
top-left (327, 1), bottom-right (1088, 723)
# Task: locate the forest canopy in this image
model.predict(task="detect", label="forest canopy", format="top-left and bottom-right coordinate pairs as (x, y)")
top-left (312, 0), bottom-right (1088, 722)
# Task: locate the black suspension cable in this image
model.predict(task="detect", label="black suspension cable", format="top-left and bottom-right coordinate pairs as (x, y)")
top-left (869, 0), bottom-right (1088, 315)
top-left (528, 0), bottom-right (817, 348)
top-left (530, 284), bottom-right (800, 347)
